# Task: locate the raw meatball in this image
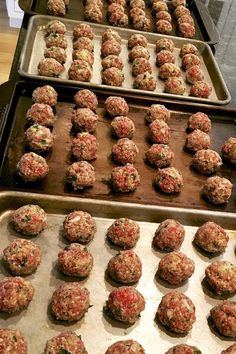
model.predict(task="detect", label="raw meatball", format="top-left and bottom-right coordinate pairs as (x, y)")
top-left (102, 67), bottom-right (124, 86)
top-left (72, 132), bottom-right (98, 161)
top-left (3, 238), bottom-right (42, 275)
top-left (132, 16), bottom-right (151, 32)
top-left (102, 28), bottom-right (121, 44)
top-left (102, 55), bottom-right (124, 70)
top-left (44, 331), bottom-right (88, 354)
top-left (106, 286), bottom-right (145, 324)
top-left (146, 144), bottom-right (173, 168)
top-left (171, 0), bottom-right (186, 8)
top-left (108, 9), bottom-right (129, 27)
top-left (105, 340), bottom-right (145, 354)
top-left (51, 283), bottom-right (90, 321)
top-left (38, 58), bottom-right (64, 77)
top-left (221, 343), bottom-right (236, 354)
top-left (74, 89), bottom-right (98, 111)
top-left (0, 328), bottom-right (27, 354)
top-left (44, 46), bottom-right (67, 64)
top-left (107, 3), bottom-right (124, 17)
top-left (146, 104), bottom-right (170, 123)
top-left (130, 8), bottom-right (145, 22)
top-left (101, 40), bottom-right (121, 57)
top-left (45, 33), bottom-right (67, 49)
top-left (185, 129), bottom-right (210, 152)
top-left (205, 260), bottom-right (236, 295)
top-left (0, 277), bottom-right (34, 313)
top-left (202, 176), bottom-right (233, 205)
top-left (71, 107), bottom-right (98, 133)
top-left (156, 10), bottom-right (172, 22)
top-left (156, 291), bottom-right (196, 333)
top-left (159, 63), bottom-right (181, 79)
top-left (45, 20), bottom-right (66, 35)
top-left (107, 250), bottom-right (142, 283)
top-left (156, 50), bottom-right (175, 67)
top-left (194, 221), bottom-right (229, 253)
top-left (47, 0), bottom-right (66, 16)
top-left (25, 124), bottom-right (53, 153)
top-left (129, 45), bottom-right (150, 62)
top-left (17, 152), bottom-right (49, 182)
top-left (111, 116), bottom-right (135, 139)
top-left (156, 19), bottom-right (172, 34)
top-left (210, 301), bottom-right (236, 337)
top-left (165, 76), bottom-right (186, 95)
top-left (132, 57), bottom-right (152, 77)
top-left (173, 5), bottom-right (190, 18)
top-left (156, 38), bottom-right (175, 53)
top-left (178, 14), bottom-right (194, 26)
top-left (153, 219), bottom-right (185, 251)
top-left (111, 164), bottom-right (140, 193)
top-left (26, 103), bottom-right (55, 126)
top-left (67, 161), bottom-right (95, 190)
top-left (186, 65), bottom-right (204, 84)
top-left (149, 119), bottom-right (171, 144)
top-left (182, 54), bottom-right (200, 70)
top-left (165, 344), bottom-right (202, 354)
top-left (190, 81), bottom-right (212, 98)
top-left (130, 0), bottom-right (145, 9)
top-left (128, 34), bottom-right (148, 49)
top-left (73, 23), bottom-right (94, 40)
top-left (180, 43), bottom-right (199, 58)
top-left (192, 149), bottom-right (222, 174)
top-left (73, 37), bottom-right (94, 52)
top-left (72, 49), bottom-right (94, 66)
top-left (133, 72), bottom-right (157, 91)
top-left (158, 251), bottom-right (195, 285)
top-left (105, 96), bottom-right (129, 117)
top-left (63, 210), bottom-right (97, 243)
top-left (58, 243), bottom-right (93, 277)
top-left (178, 23), bottom-right (195, 38)
top-left (154, 167), bottom-right (183, 194)
top-left (68, 60), bottom-right (92, 82)
top-left (32, 85), bottom-right (58, 106)
top-left (107, 218), bottom-right (140, 248)
top-left (187, 112), bottom-right (211, 133)
top-left (12, 204), bottom-right (47, 236)
top-left (152, 1), bottom-right (168, 14)
top-left (112, 138), bottom-right (139, 165)
top-left (84, 4), bottom-right (103, 23)
top-left (221, 137), bottom-right (236, 165)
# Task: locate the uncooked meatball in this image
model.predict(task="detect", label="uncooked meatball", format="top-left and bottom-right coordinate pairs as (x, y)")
top-left (107, 3), bottom-right (124, 17)
top-left (165, 344), bottom-right (202, 354)
top-left (0, 277), bottom-right (34, 313)
top-left (133, 72), bottom-right (157, 91)
top-left (102, 67), bottom-right (124, 86)
top-left (105, 96), bottom-right (129, 117)
top-left (71, 107), bottom-right (98, 133)
top-left (101, 55), bottom-right (124, 70)
top-left (111, 164), bottom-right (140, 193)
top-left (44, 331), bottom-right (88, 354)
top-left (84, 4), bottom-right (103, 23)
top-left (192, 149), bottom-right (222, 174)
top-left (156, 50), bottom-right (175, 67)
top-left (72, 132), bottom-right (98, 161)
top-left (156, 291), bottom-right (196, 333)
top-left (102, 28), bottom-right (121, 44)
top-left (17, 152), bottom-right (49, 182)
top-left (154, 167), bottom-right (183, 194)
top-left (107, 218), bottom-right (140, 248)
top-left (185, 129), bottom-right (210, 152)
top-left (156, 10), bottom-right (172, 22)
top-left (177, 14), bottom-right (194, 26)
top-left (3, 238), bottom-right (42, 275)
top-left (25, 124), bottom-right (53, 153)
top-left (173, 5), bottom-right (190, 18)
top-left (67, 161), bottom-right (95, 190)
top-left (190, 81), bottom-right (212, 98)
top-left (133, 16), bottom-right (151, 32)
top-left (26, 103), bottom-right (56, 126)
top-left (0, 328), bottom-right (27, 354)
top-left (73, 23), bottom-right (94, 40)
top-left (44, 44), bottom-right (66, 64)
top-left (45, 33), bottom-right (67, 49)
top-left (146, 144), bottom-right (174, 168)
top-left (205, 260), bottom-right (236, 295)
top-left (38, 58), bottom-right (64, 77)
top-left (45, 20), bottom-right (66, 35)
top-left (32, 85), bottom-right (58, 106)
top-left (106, 286), bottom-right (145, 324)
top-left (178, 22), bottom-right (195, 38)
top-left (202, 176), bottom-right (233, 205)
top-left (194, 221), bottom-right (229, 254)
top-left (73, 37), bottom-right (94, 52)
top-left (111, 116), bottom-right (135, 139)
top-left (130, 0), bottom-right (145, 9)
top-left (171, 0), bottom-right (186, 8)
top-left (180, 43), bottom-right (199, 57)
top-left (182, 54), bottom-right (200, 70)
top-left (74, 89), bottom-right (98, 111)
top-left (159, 63), bottom-right (181, 79)
top-left (51, 283), bottom-right (90, 321)
top-left (12, 204), bottom-right (47, 236)
top-left (146, 104), bottom-right (170, 123)
top-left (112, 138), bottom-right (139, 165)
top-left (107, 250), bottom-right (142, 283)
top-left (128, 34), bottom-right (148, 49)
top-left (164, 76), bottom-right (186, 95)
top-left (101, 40), bottom-right (121, 57)
top-left (187, 112), bottom-right (211, 133)
top-left (221, 343), bottom-right (236, 354)
top-left (221, 137), bottom-right (236, 165)
top-left (153, 219), bottom-right (185, 251)
top-left (130, 8), bottom-right (145, 22)
top-left (47, 0), bottom-right (66, 16)
top-left (108, 9), bottom-right (128, 27)
top-left (156, 20), bottom-right (172, 34)
top-left (68, 60), bottom-right (92, 82)
top-left (186, 65), bottom-right (204, 84)
top-left (63, 210), bottom-right (97, 243)
top-left (129, 45), bottom-right (150, 62)
top-left (156, 38), bottom-right (175, 53)
top-left (152, 1), bottom-right (168, 14)
top-left (210, 301), bottom-right (236, 337)
top-left (158, 251), bottom-right (195, 285)
top-left (132, 57), bottom-right (152, 77)
top-left (149, 119), bottom-right (171, 144)
top-left (72, 49), bottom-right (94, 66)
top-left (105, 340), bottom-right (145, 354)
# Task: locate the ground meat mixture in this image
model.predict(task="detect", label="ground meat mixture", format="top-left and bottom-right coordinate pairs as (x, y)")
top-left (102, 55), bottom-right (124, 70)
top-left (45, 33), bottom-right (67, 49)
top-left (25, 124), bottom-right (53, 153)
top-left (180, 43), bottom-right (199, 58)
top-left (12, 204), bottom-right (47, 236)
top-left (32, 85), bottom-right (58, 106)
top-left (156, 38), bottom-right (175, 53)
top-left (210, 301), bottom-right (236, 337)
top-left (133, 72), bottom-right (157, 91)
top-left (51, 283), bottom-right (90, 321)
top-left (182, 54), bottom-right (200, 70)
top-left (202, 175), bottom-right (233, 205)
top-left (156, 291), bottom-right (196, 333)
top-left (156, 20), bottom-right (172, 34)
top-left (112, 138), bottom-right (139, 165)
top-left (156, 50), bottom-right (175, 67)
top-left (111, 116), bottom-right (135, 139)
top-left (153, 219), bottom-right (185, 251)
top-left (192, 149), bottom-right (222, 174)
top-left (165, 344), bottom-right (202, 354)
top-left (156, 10), bottom-right (172, 22)
top-left (38, 58), bottom-right (64, 77)
top-left (47, 0), bottom-right (66, 16)
top-left (67, 161), bottom-right (95, 190)
top-left (3, 238), bottom-right (42, 275)
top-left (111, 164), bottom-right (140, 193)
top-left (187, 112), bottom-right (211, 133)
top-left (159, 63), bottom-right (181, 80)
top-left (154, 167), bottom-right (184, 194)
top-left (186, 65), bottom-right (204, 84)
top-left (106, 286), bottom-right (145, 324)
top-left (107, 218), bottom-right (140, 248)
top-left (44, 331), bottom-right (88, 354)
top-left (105, 96), bottom-right (129, 117)
top-left (63, 210), bottom-right (97, 243)
top-left (68, 59), bottom-right (92, 82)
top-left (145, 144), bottom-right (174, 168)
top-left (132, 57), bottom-right (152, 77)
top-left (221, 137), bottom-right (236, 165)
top-left (72, 49), bottom-right (94, 66)
top-left (178, 23), bottom-right (195, 38)
top-left (74, 89), bottom-right (98, 111)
top-left (101, 40), bottom-right (121, 57)
top-left (73, 23), bottom-right (94, 40)
top-left (194, 221), bottom-right (229, 253)
top-left (185, 129), bottom-right (210, 152)
top-left (128, 34), bottom-right (148, 49)
top-left (102, 67), bottom-right (124, 86)
top-left (0, 277), bottom-right (34, 313)
top-left (102, 28), bottom-right (121, 44)
top-left (158, 251), bottom-right (195, 285)
top-left (129, 45), bottom-right (150, 62)
top-left (165, 76), bottom-right (186, 95)
top-left (105, 339), bottom-right (145, 354)
top-left (0, 328), bottom-right (27, 354)
top-left (146, 104), bottom-right (170, 123)
top-left (71, 132), bottom-right (98, 161)
top-left (174, 5), bottom-right (190, 18)
top-left (17, 152), bottom-right (49, 182)
top-left (190, 81), bottom-right (212, 98)
top-left (205, 260), bottom-right (236, 295)
top-left (26, 102), bottom-right (56, 126)
top-left (221, 343), bottom-right (236, 354)
top-left (71, 107), bottom-right (98, 133)
top-left (149, 119), bottom-right (171, 144)
top-left (45, 20), bottom-right (66, 36)
top-left (73, 37), bottom-right (94, 52)
top-left (44, 46), bottom-right (67, 64)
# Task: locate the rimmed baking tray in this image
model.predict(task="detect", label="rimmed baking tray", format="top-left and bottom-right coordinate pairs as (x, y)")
top-left (0, 80), bottom-right (235, 213)
top-left (18, 15), bottom-right (230, 105)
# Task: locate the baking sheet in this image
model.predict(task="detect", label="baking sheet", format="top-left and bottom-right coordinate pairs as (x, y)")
top-left (0, 191), bottom-right (235, 354)
top-left (18, 15), bottom-right (230, 105)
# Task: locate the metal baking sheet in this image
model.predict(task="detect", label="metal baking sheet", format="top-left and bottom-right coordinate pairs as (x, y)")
top-left (0, 190), bottom-right (235, 353)
top-left (18, 15), bottom-right (230, 105)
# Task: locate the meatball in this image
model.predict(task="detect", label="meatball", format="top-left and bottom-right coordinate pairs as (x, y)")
top-left (58, 243), bottom-right (93, 277)
top-left (156, 10), bottom-right (172, 22)
top-left (171, 0), bottom-right (186, 8)
top-left (210, 301), bottom-right (236, 337)
top-left (102, 67), bottom-right (124, 86)
top-left (47, 0), bottom-right (66, 16)
top-left (12, 204), bottom-right (47, 236)
top-left (130, 8), bottom-right (145, 22)
top-left (44, 331), bottom-right (88, 354)
top-left (156, 50), bottom-right (175, 67)
top-left (3, 238), bottom-right (42, 275)
top-left (111, 164), bottom-right (140, 193)
top-left (101, 40), bottom-right (121, 57)
top-left (178, 23), bottom-right (195, 38)
top-left (105, 96), bottom-right (129, 117)
top-left (51, 283), bottom-right (90, 321)
top-left (205, 261), bottom-right (236, 295)
top-left (74, 89), bottom-right (98, 111)
top-left (25, 124), bottom-right (53, 153)
top-left (133, 72), bottom-right (157, 91)
top-left (182, 54), bottom-right (200, 70)
top-left (84, 4), bottom-right (103, 23)
top-left (165, 344), bottom-right (202, 354)
top-left (156, 291), bottom-right (196, 333)
top-left (44, 46), bottom-right (66, 66)
top-left (26, 102), bottom-right (55, 126)
top-left (71, 107), bottom-right (98, 133)
top-left (153, 219), bottom-right (185, 251)
top-left (32, 85), bottom-right (58, 107)
top-left (71, 132), bottom-right (98, 161)
top-left (0, 277), bottom-right (34, 313)
top-left (146, 144), bottom-right (174, 168)
top-left (185, 129), bottom-right (210, 152)
top-left (190, 81), bottom-right (212, 98)
top-left (0, 328), bottom-right (27, 354)
top-left (72, 49), bottom-right (94, 66)
top-left (129, 45), bottom-right (150, 62)
top-left (38, 58), bottom-right (64, 77)
top-left (102, 28), bottom-right (121, 44)
top-left (154, 167), bottom-right (183, 194)
top-left (73, 37), bottom-right (94, 52)
top-left (132, 57), bottom-right (152, 77)
top-left (73, 23), bottom-right (94, 40)
top-left (192, 149), bottom-right (222, 174)
top-left (17, 152), bottom-right (49, 182)
top-left (178, 14), bottom-right (194, 27)
top-left (186, 65), bottom-right (204, 84)
top-left (156, 20), bottom-right (172, 34)
top-left (221, 137), bottom-right (236, 165)
top-left (112, 138), bottom-right (139, 165)
top-left (132, 16), bottom-right (151, 32)
top-left (156, 38), bottom-right (175, 53)
top-left (165, 76), bottom-right (186, 95)
top-left (194, 221), bottom-right (229, 254)
top-left (68, 60), bottom-right (92, 82)
top-left (63, 210), bottom-right (96, 243)
top-left (202, 176), bottom-right (233, 205)
top-left (108, 9), bottom-right (128, 27)
top-left (173, 5), bottom-right (190, 18)
top-left (180, 43), bottom-right (199, 58)
top-left (106, 286), bottom-right (145, 324)
top-left (105, 340), bottom-right (145, 354)
top-left (67, 161), bottom-right (95, 190)
top-left (107, 218), bottom-right (140, 248)
top-left (128, 34), bottom-right (148, 49)
top-left (107, 250), bottom-right (142, 283)
top-left (45, 33), bottom-right (67, 49)
top-left (159, 63), bottom-right (181, 80)
top-left (221, 343), bottom-right (236, 354)
top-left (158, 251), bottom-right (195, 285)
top-left (152, 1), bottom-right (168, 14)
top-left (101, 55), bottom-right (124, 70)
top-left (146, 104), bottom-right (170, 123)
top-left (187, 112), bottom-right (211, 133)
top-left (149, 119), bottom-right (171, 144)
top-left (111, 116), bottom-right (135, 139)
top-left (130, 0), bottom-right (145, 9)
top-left (107, 3), bottom-right (124, 17)
top-left (45, 20), bottom-right (66, 36)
